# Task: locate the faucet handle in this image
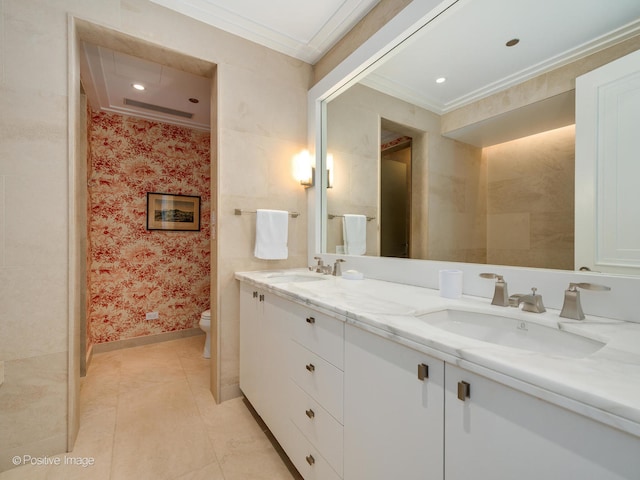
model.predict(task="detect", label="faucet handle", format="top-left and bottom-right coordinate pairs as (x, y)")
top-left (568, 282), bottom-right (611, 292)
top-left (480, 273), bottom-right (504, 281)
top-left (560, 282), bottom-right (610, 320)
top-left (313, 256), bottom-right (324, 266)
top-left (480, 273), bottom-right (508, 306)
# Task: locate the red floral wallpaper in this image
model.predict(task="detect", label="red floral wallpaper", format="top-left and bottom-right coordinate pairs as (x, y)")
top-left (87, 110), bottom-right (211, 345)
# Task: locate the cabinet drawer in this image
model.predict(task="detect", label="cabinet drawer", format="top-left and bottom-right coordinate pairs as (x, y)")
top-left (290, 340), bottom-right (344, 423)
top-left (287, 422), bottom-right (342, 480)
top-left (287, 301), bottom-right (344, 369)
top-left (290, 382), bottom-right (343, 476)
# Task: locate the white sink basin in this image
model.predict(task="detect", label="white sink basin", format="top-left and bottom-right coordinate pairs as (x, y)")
top-left (417, 309), bottom-right (605, 358)
top-left (266, 273), bottom-right (328, 284)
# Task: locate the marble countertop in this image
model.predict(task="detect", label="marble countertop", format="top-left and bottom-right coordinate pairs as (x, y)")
top-left (235, 269), bottom-right (640, 437)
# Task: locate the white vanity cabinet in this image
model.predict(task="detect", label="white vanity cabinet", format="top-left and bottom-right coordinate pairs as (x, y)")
top-left (238, 283), bottom-right (291, 442)
top-left (239, 282), bottom-right (264, 409)
top-left (343, 324), bottom-right (444, 480)
top-left (286, 300), bottom-right (345, 480)
top-left (239, 281), bottom-right (344, 480)
top-left (342, 324), bottom-right (640, 480)
top-left (444, 364), bottom-right (640, 480)
top-left (239, 278), bottom-right (640, 480)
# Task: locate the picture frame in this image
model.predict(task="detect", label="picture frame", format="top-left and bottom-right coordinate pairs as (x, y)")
top-left (146, 192), bottom-right (201, 231)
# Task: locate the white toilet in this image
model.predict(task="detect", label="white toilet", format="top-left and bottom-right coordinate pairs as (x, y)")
top-left (199, 309), bottom-right (211, 358)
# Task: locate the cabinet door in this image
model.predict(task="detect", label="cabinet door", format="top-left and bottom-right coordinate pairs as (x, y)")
top-left (239, 282), bottom-right (263, 408)
top-left (239, 284), bottom-right (293, 442)
top-left (259, 294), bottom-right (294, 442)
top-left (445, 364), bottom-right (640, 480)
top-left (344, 325), bottom-right (444, 480)
top-left (575, 48), bottom-right (640, 274)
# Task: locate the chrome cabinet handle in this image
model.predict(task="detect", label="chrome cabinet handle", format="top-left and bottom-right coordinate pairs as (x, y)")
top-left (305, 409), bottom-right (315, 419)
top-left (306, 455), bottom-right (315, 466)
top-left (305, 363), bottom-right (315, 372)
top-left (457, 381), bottom-right (470, 401)
top-left (306, 316), bottom-right (315, 324)
top-left (417, 363), bottom-right (429, 381)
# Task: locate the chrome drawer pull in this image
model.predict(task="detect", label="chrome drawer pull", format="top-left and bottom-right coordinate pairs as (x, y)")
top-left (305, 409), bottom-right (315, 419)
top-left (305, 363), bottom-right (315, 372)
top-left (306, 455), bottom-right (315, 466)
top-left (306, 316), bottom-right (316, 324)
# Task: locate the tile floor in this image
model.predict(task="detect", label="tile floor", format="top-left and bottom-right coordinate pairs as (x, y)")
top-left (1, 336), bottom-right (302, 480)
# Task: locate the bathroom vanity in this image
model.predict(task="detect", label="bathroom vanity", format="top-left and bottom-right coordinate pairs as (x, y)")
top-left (237, 269), bottom-right (640, 480)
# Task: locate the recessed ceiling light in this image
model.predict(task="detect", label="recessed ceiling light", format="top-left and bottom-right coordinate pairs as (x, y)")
top-left (436, 77), bottom-right (446, 84)
top-left (132, 83), bottom-right (145, 91)
top-left (506, 38), bottom-right (520, 47)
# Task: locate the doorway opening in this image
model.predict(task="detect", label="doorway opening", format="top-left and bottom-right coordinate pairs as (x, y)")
top-left (70, 20), bottom-right (220, 425)
top-left (380, 122), bottom-right (412, 258)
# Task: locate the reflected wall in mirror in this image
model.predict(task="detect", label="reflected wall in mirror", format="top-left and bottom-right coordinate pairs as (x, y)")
top-left (323, 0), bottom-right (640, 271)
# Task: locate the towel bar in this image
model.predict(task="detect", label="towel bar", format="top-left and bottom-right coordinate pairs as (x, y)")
top-left (235, 208), bottom-right (299, 218)
top-left (328, 213), bottom-right (375, 222)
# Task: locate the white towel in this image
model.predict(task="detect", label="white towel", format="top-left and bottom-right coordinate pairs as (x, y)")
top-left (254, 209), bottom-right (289, 260)
top-left (343, 214), bottom-right (366, 255)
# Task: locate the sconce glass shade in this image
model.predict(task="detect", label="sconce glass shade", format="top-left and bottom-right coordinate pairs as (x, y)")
top-left (326, 153), bottom-right (334, 188)
top-left (293, 150), bottom-right (314, 187)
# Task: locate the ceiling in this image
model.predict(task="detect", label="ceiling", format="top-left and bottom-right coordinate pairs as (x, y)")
top-left (81, 0), bottom-right (640, 132)
top-left (80, 42), bottom-right (212, 131)
top-left (361, 0), bottom-right (640, 115)
top-left (80, 0), bottom-right (380, 130)
top-left (149, 0), bottom-right (381, 64)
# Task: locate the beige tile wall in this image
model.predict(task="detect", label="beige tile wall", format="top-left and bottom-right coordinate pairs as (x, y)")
top-left (0, 0), bottom-right (311, 471)
top-left (484, 125), bottom-right (575, 269)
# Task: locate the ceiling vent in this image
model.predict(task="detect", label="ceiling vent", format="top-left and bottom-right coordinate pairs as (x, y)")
top-left (123, 98), bottom-right (194, 119)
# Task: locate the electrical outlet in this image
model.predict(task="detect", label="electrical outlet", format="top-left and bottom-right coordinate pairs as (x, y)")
top-left (146, 311), bottom-right (159, 321)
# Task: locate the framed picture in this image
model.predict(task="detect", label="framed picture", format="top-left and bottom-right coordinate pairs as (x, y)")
top-left (146, 192), bottom-right (201, 231)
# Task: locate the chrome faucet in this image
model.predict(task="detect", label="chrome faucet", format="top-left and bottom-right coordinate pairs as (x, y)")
top-left (509, 288), bottom-right (546, 313)
top-left (309, 256), bottom-right (336, 275)
top-left (560, 282), bottom-right (611, 320)
top-left (309, 256), bottom-right (327, 273)
top-left (480, 273), bottom-right (509, 306)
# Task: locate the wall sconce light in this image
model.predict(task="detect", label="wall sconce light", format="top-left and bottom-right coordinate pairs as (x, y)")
top-left (326, 153), bottom-right (334, 189)
top-left (293, 149), bottom-right (314, 187)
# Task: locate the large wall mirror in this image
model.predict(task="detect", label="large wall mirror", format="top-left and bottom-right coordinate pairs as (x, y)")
top-left (321, 0), bottom-right (640, 272)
